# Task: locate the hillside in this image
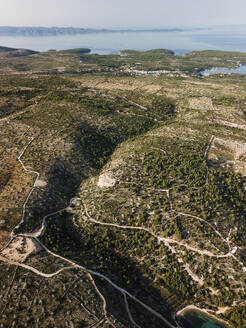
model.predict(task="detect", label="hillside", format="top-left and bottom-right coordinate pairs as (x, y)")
top-left (0, 48), bottom-right (245, 328)
top-left (0, 45), bottom-right (39, 58)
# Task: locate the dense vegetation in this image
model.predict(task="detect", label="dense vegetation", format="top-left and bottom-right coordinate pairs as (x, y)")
top-left (79, 133), bottom-right (246, 326)
top-left (80, 95), bottom-right (175, 168)
top-left (223, 306), bottom-right (246, 327)
top-left (142, 142), bottom-right (207, 188)
top-left (185, 169), bottom-right (246, 221)
top-left (59, 48), bottom-right (91, 54)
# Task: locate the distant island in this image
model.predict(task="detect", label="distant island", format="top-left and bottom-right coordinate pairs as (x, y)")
top-left (0, 26), bottom-right (184, 37)
top-left (0, 45), bottom-right (92, 56)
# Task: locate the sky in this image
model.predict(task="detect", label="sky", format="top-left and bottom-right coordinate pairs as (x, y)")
top-left (1, 0), bottom-right (246, 28)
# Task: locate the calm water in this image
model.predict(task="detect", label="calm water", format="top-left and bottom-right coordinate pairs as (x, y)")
top-left (180, 310), bottom-right (227, 328)
top-left (1, 25), bottom-right (246, 55)
top-left (201, 64), bottom-right (246, 76)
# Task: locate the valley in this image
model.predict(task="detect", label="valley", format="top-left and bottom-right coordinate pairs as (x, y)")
top-left (0, 47), bottom-right (245, 328)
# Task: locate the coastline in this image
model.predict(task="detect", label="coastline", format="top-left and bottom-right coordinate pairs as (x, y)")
top-left (176, 305), bottom-right (232, 328)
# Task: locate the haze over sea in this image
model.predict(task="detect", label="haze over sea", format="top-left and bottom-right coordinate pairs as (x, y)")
top-left (1, 25), bottom-right (246, 55)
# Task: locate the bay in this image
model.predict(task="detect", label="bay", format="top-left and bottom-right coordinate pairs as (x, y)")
top-left (201, 64), bottom-right (246, 76)
top-left (180, 310), bottom-right (227, 328)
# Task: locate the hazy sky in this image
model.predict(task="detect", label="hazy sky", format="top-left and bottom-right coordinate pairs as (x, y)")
top-left (1, 0), bottom-right (246, 28)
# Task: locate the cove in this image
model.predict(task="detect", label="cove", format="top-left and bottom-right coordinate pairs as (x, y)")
top-left (201, 65), bottom-right (246, 76)
top-left (179, 310), bottom-right (227, 328)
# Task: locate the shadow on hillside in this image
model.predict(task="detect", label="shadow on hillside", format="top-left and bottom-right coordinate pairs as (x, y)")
top-left (20, 115), bottom-right (180, 327)
top-left (45, 209), bottom-right (177, 328)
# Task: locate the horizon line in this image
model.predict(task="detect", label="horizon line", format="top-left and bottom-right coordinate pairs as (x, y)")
top-left (0, 24), bottom-right (246, 29)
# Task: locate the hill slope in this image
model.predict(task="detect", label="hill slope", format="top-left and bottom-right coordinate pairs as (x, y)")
top-left (0, 48), bottom-right (245, 328)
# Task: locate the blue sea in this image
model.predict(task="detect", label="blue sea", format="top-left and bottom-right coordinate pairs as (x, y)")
top-left (180, 310), bottom-right (227, 328)
top-left (1, 25), bottom-right (246, 55)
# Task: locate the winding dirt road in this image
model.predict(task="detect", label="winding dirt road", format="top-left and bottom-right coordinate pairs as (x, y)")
top-left (0, 103), bottom-right (244, 327)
